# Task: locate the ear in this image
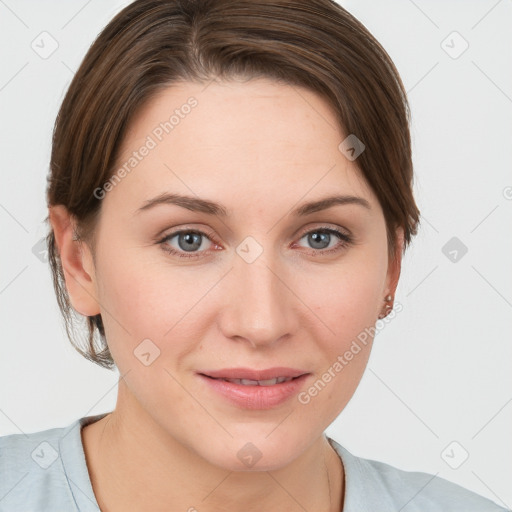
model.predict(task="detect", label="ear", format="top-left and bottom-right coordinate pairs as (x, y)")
top-left (385, 226), bottom-right (404, 300)
top-left (48, 205), bottom-right (100, 317)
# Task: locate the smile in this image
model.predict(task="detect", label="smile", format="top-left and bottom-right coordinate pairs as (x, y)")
top-left (198, 373), bottom-right (310, 409)
top-left (212, 376), bottom-right (296, 386)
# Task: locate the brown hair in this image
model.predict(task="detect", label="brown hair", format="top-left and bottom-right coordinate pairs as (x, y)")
top-left (45, 0), bottom-right (421, 370)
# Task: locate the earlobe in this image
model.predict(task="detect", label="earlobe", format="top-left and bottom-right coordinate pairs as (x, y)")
top-left (377, 228), bottom-right (404, 320)
top-left (48, 205), bottom-right (100, 317)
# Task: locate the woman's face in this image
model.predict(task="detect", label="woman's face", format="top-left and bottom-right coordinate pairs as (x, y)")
top-left (78, 78), bottom-right (401, 470)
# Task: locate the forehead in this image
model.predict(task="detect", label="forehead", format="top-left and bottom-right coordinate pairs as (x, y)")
top-left (107, 78), bottom-right (377, 217)
top-left (122, 79), bottom-right (339, 154)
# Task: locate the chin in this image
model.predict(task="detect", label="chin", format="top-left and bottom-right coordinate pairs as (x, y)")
top-left (197, 430), bottom-right (311, 473)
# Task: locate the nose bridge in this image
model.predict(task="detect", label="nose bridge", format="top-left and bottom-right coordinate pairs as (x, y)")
top-left (222, 243), bottom-right (292, 346)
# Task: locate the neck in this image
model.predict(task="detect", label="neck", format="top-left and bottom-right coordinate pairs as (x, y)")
top-left (82, 381), bottom-right (344, 512)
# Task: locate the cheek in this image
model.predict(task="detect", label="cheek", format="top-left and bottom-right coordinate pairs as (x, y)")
top-left (298, 250), bottom-right (384, 337)
top-left (94, 247), bottom-right (220, 373)
top-left (93, 251), bottom-right (179, 360)
top-left (292, 254), bottom-right (383, 409)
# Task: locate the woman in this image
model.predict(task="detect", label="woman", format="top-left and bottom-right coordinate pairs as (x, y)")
top-left (0, 0), bottom-right (507, 510)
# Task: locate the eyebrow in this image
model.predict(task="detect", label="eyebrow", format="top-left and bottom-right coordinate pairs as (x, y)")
top-left (135, 192), bottom-right (371, 217)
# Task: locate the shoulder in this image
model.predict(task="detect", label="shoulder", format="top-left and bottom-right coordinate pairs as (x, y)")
top-left (327, 437), bottom-right (509, 512)
top-left (0, 423), bottom-right (68, 510)
top-left (0, 415), bottom-right (104, 512)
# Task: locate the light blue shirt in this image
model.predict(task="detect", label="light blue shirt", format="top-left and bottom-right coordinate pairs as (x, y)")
top-left (0, 413), bottom-right (508, 511)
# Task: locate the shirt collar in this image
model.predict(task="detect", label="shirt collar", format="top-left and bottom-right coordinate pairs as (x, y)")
top-left (60, 414), bottom-right (379, 512)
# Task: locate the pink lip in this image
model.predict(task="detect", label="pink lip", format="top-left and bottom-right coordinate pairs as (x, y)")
top-left (197, 370), bottom-right (310, 410)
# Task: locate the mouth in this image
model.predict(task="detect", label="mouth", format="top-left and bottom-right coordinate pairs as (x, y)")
top-left (200, 375), bottom-right (301, 386)
top-left (196, 368), bottom-right (311, 409)
top-left (197, 367), bottom-right (309, 383)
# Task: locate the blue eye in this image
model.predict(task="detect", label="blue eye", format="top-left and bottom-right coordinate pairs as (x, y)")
top-left (158, 226), bottom-right (353, 259)
top-left (159, 230), bottom-right (216, 259)
top-left (296, 227), bottom-right (353, 255)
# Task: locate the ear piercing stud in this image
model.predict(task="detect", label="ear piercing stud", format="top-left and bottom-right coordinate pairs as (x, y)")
top-left (378, 294), bottom-right (393, 319)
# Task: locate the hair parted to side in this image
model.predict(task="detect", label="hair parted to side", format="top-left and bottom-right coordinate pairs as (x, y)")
top-left (45, 0), bottom-right (421, 370)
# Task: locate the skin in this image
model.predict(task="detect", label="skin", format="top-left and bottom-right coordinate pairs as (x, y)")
top-left (50, 78), bottom-right (403, 512)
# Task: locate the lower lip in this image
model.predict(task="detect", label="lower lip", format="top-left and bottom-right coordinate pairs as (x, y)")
top-left (198, 374), bottom-right (310, 410)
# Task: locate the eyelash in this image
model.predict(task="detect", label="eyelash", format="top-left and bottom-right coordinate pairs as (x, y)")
top-left (157, 225), bottom-right (354, 259)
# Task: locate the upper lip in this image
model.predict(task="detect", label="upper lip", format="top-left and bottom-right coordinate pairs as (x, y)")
top-left (198, 367), bottom-right (309, 380)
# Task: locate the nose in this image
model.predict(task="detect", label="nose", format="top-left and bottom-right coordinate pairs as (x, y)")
top-left (218, 249), bottom-right (295, 348)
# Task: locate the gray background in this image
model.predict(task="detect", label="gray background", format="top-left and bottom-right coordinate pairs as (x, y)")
top-left (0, 0), bottom-right (510, 507)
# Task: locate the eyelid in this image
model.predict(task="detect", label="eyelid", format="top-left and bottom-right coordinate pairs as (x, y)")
top-left (157, 224), bottom-right (218, 242)
top-left (295, 222), bottom-right (352, 239)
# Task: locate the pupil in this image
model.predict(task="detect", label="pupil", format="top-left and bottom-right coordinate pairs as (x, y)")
top-left (310, 232), bottom-right (329, 249)
top-left (179, 232), bottom-right (201, 251)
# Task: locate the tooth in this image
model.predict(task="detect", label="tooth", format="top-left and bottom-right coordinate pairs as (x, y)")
top-left (258, 378), bottom-right (278, 386)
top-left (220, 377), bottom-right (295, 386)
